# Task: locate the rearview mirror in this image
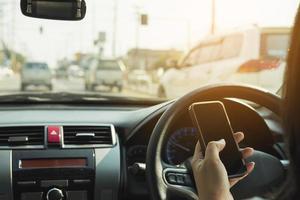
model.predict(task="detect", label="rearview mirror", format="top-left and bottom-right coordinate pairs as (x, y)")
top-left (20, 0), bottom-right (86, 20)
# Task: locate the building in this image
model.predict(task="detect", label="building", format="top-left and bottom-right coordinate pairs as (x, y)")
top-left (124, 48), bottom-right (183, 70)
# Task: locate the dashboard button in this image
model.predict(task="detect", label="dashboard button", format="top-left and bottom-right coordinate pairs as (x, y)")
top-left (41, 180), bottom-right (68, 188)
top-left (166, 172), bottom-right (194, 186)
top-left (66, 191), bottom-right (88, 200)
top-left (166, 173), bottom-right (177, 184)
top-left (17, 180), bottom-right (36, 187)
top-left (176, 174), bottom-right (185, 185)
top-left (21, 192), bottom-right (43, 200)
top-left (73, 179), bottom-right (90, 184)
top-left (47, 126), bottom-right (61, 145)
top-left (46, 188), bottom-right (64, 200)
top-left (183, 174), bottom-right (193, 186)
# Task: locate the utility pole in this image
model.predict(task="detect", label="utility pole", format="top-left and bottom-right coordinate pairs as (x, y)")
top-left (211, 0), bottom-right (216, 34)
top-left (0, 1), bottom-right (3, 42)
top-left (186, 20), bottom-right (191, 50)
top-left (10, 0), bottom-right (17, 72)
top-left (91, 0), bottom-right (96, 47)
top-left (10, 0), bottom-right (16, 48)
top-left (0, 1), bottom-right (4, 65)
top-left (112, 0), bottom-right (118, 57)
top-left (135, 6), bottom-right (140, 51)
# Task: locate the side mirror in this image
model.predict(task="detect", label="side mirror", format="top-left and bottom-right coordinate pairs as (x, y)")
top-left (20, 0), bottom-right (86, 20)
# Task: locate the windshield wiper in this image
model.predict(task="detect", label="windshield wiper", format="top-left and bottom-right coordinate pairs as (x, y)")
top-left (0, 92), bottom-right (111, 103)
top-left (0, 92), bottom-right (165, 105)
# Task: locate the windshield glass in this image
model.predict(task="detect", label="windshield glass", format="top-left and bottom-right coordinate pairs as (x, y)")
top-left (0, 0), bottom-right (298, 100)
top-left (23, 62), bottom-right (49, 70)
top-left (261, 33), bottom-right (290, 59)
top-left (98, 60), bottom-right (120, 70)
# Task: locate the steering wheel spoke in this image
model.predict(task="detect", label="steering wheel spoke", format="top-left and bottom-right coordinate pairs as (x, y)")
top-left (163, 167), bottom-right (198, 200)
top-left (163, 167), bottom-right (193, 187)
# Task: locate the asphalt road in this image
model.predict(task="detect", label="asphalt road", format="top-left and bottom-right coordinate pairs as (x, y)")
top-left (0, 74), bottom-right (156, 99)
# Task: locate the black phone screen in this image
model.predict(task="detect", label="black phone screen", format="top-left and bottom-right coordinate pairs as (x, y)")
top-left (189, 101), bottom-right (247, 177)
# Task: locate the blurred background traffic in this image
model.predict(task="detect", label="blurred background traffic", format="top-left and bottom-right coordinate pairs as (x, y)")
top-left (0, 0), bottom-right (298, 99)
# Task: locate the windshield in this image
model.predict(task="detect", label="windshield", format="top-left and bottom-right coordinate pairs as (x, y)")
top-left (260, 33), bottom-right (290, 59)
top-left (0, 0), bottom-right (298, 100)
top-left (97, 60), bottom-right (120, 70)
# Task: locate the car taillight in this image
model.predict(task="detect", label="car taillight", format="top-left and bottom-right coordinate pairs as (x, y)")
top-left (238, 58), bottom-right (281, 73)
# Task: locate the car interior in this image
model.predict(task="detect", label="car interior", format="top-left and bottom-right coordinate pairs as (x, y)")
top-left (0, 0), bottom-right (295, 200)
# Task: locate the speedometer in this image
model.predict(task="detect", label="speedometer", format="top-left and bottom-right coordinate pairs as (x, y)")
top-left (165, 127), bottom-right (198, 165)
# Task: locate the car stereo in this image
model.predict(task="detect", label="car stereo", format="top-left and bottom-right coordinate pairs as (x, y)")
top-left (12, 149), bottom-right (95, 200)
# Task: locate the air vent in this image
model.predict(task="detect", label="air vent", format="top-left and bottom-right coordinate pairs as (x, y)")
top-left (0, 126), bottom-right (45, 147)
top-left (63, 125), bottom-right (114, 146)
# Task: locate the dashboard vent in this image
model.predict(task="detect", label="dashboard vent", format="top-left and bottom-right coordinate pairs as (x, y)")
top-left (63, 125), bottom-right (114, 146)
top-left (0, 126), bottom-right (45, 147)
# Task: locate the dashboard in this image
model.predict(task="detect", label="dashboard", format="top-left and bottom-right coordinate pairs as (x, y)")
top-left (0, 98), bottom-right (284, 200)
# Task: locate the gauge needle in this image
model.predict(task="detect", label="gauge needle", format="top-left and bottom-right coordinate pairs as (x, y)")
top-left (170, 139), bottom-right (191, 152)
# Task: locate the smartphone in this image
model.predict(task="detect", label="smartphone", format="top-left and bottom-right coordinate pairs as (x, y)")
top-left (189, 101), bottom-right (247, 178)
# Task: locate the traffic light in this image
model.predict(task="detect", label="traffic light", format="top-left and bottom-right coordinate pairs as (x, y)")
top-left (141, 14), bottom-right (148, 25)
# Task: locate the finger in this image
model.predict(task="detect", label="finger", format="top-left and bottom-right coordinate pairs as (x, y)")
top-left (229, 177), bottom-right (240, 186)
top-left (192, 141), bottom-right (203, 162)
top-left (237, 162), bottom-right (255, 180)
top-left (229, 162), bottom-right (255, 186)
top-left (241, 147), bottom-right (254, 159)
top-left (233, 132), bottom-right (244, 144)
top-left (205, 139), bottom-right (226, 159)
top-left (193, 141), bottom-right (201, 159)
top-left (246, 161), bottom-right (255, 174)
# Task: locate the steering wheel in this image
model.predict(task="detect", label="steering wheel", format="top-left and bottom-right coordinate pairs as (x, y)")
top-left (146, 84), bottom-right (286, 200)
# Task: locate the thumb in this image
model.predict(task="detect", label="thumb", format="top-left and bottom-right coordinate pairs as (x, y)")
top-left (205, 139), bottom-right (226, 159)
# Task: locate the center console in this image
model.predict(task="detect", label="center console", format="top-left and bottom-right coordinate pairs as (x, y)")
top-left (0, 124), bottom-right (121, 200)
top-left (13, 149), bottom-right (95, 200)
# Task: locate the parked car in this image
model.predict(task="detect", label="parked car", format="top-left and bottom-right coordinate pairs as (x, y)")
top-left (68, 64), bottom-right (84, 78)
top-left (159, 26), bottom-right (290, 98)
top-left (55, 67), bottom-right (68, 79)
top-left (85, 59), bottom-right (125, 91)
top-left (127, 69), bottom-right (152, 87)
top-left (21, 62), bottom-right (52, 91)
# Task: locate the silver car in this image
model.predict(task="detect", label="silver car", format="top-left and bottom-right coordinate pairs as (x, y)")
top-left (85, 59), bottom-right (124, 92)
top-left (21, 62), bottom-right (52, 91)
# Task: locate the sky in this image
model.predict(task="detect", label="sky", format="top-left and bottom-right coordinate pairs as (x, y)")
top-left (0, 0), bottom-right (299, 67)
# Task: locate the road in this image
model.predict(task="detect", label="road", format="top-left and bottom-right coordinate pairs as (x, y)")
top-left (0, 74), bottom-right (156, 99)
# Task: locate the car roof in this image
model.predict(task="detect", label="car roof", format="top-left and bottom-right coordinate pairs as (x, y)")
top-left (199, 25), bottom-right (290, 43)
top-left (177, 25), bottom-right (291, 65)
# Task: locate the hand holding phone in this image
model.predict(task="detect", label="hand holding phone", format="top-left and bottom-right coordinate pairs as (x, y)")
top-left (189, 101), bottom-right (247, 178)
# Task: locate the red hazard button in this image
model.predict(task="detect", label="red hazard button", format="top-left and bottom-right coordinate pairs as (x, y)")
top-left (47, 126), bottom-right (61, 144)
